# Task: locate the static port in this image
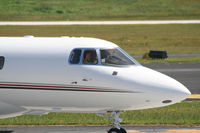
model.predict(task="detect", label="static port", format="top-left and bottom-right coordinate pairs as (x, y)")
top-left (112, 71), bottom-right (118, 76)
top-left (162, 100), bottom-right (172, 104)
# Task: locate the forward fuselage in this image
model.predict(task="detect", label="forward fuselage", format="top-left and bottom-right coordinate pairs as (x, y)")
top-left (0, 37), bottom-right (191, 118)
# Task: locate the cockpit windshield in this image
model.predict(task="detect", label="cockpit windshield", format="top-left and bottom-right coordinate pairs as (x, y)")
top-left (100, 48), bottom-right (135, 66)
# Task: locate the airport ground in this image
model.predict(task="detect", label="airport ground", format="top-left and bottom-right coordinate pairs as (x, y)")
top-left (0, 125), bottom-right (200, 133)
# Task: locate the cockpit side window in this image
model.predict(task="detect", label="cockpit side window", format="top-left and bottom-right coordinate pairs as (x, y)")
top-left (82, 49), bottom-right (98, 65)
top-left (70, 49), bottom-right (82, 64)
top-left (100, 48), bottom-right (135, 66)
top-left (0, 56), bottom-right (5, 70)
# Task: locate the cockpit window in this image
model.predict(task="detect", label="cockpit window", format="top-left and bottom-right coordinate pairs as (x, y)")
top-left (70, 49), bottom-right (82, 64)
top-left (0, 56), bottom-right (5, 70)
top-left (83, 50), bottom-right (98, 65)
top-left (100, 48), bottom-right (134, 66)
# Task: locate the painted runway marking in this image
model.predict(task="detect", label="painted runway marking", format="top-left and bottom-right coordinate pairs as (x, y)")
top-left (168, 129), bottom-right (200, 133)
top-left (189, 94), bottom-right (200, 99)
top-left (127, 130), bottom-right (145, 133)
top-left (0, 20), bottom-right (200, 25)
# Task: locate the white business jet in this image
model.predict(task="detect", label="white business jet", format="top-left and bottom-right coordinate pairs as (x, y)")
top-left (0, 36), bottom-right (191, 133)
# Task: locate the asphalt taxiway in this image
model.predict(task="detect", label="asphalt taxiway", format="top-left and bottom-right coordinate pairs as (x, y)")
top-left (143, 62), bottom-right (200, 94)
top-left (0, 125), bottom-right (200, 133)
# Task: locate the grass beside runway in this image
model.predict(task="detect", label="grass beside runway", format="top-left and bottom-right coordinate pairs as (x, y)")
top-left (0, 0), bottom-right (200, 21)
top-left (0, 101), bottom-right (199, 125)
top-left (0, 24), bottom-right (200, 56)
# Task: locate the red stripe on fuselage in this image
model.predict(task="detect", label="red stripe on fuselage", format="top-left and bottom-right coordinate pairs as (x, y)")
top-left (0, 83), bottom-right (114, 91)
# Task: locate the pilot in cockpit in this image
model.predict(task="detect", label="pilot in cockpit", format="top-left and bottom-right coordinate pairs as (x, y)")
top-left (83, 50), bottom-right (98, 64)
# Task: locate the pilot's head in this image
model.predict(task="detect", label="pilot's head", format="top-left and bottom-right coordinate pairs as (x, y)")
top-left (83, 50), bottom-right (97, 64)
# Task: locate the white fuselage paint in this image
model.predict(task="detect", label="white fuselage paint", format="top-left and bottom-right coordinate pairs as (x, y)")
top-left (0, 37), bottom-right (191, 118)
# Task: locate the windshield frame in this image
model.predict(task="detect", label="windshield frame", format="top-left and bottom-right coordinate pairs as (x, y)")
top-left (117, 47), bottom-right (141, 66)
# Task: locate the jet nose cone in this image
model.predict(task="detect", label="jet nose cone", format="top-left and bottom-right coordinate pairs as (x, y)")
top-left (174, 82), bottom-right (191, 99)
top-left (181, 86), bottom-right (191, 96)
top-left (138, 66), bottom-right (191, 102)
top-left (156, 70), bottom-right (191, 102)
